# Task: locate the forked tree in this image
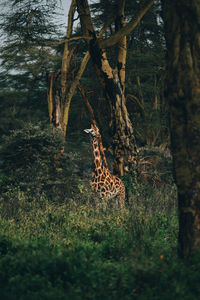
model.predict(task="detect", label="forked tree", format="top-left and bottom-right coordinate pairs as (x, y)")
top-left (48, 0), bottom-right (154, 175)
top-left (76, 0), bottom-right (154, 176)
top-left (47, 0), bottom-right (116, 138)
top-left (47, 0), bottom-right (90, 137)
top-left (1, 0), bottom-right (155, 175)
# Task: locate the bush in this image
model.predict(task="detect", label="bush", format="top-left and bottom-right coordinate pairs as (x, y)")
top-left (1, 124), bottom-right (198, 299)
top-left (0, 197), bottom-right (199, 300)
top-left (0, 123), bottom-right (91, 204)
top-left (1, 123), bottom-right (62, 184)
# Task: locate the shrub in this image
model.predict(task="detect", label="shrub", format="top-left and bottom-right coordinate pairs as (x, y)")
top-left (0, 198), bottom-right (199, 300)
top-left (0, 123), bottom-right (91, 204)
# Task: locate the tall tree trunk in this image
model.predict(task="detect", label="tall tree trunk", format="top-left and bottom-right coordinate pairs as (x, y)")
top-left (47, 0), bottom-right (90, 138)
top-left (162, 0), bottom-right (200, 257)
top-left (47, 0), bottom-right (113, 139)
top-left (47, 70), bottom-right (62, 130)
top-left (112, 0), bottom-right (137, 176)
top-left (76, 0), bottom-right (153, 176)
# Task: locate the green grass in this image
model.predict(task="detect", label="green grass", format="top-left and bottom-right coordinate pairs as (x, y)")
top-left (0, 186), bottom-right (200, 300)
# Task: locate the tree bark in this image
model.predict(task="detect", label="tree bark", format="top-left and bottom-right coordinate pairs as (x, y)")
top-left (99, 0), bottom-right (154, 49)
top-left (47, 1), bottom-right (114, 139)
top-left (60, 0), bottom-right (76, 104)
top-left (113, 0), bottom-right (137, 176)
top-left (76, 0), bottom-right (155, 176)
top-left (47, 0), bottom-right (81, 137)
top-left (47, 70), bottom-right (62, 129)
top-left (162, 0), bottom-right (200, 257)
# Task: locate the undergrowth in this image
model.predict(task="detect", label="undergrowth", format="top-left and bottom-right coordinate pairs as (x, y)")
top-left (0, 187), bottom-right (200, 300)
top-left (0, 126), bottom-right (199, 299)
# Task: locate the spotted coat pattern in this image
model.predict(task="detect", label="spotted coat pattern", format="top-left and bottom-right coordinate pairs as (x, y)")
top-left (84, 125), bottom-right (125, 209)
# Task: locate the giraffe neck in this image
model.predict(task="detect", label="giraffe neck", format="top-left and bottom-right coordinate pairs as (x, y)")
top-left (91, 137), bottom-right (103, 175)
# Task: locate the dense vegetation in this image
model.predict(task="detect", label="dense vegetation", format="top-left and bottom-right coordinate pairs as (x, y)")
top-left (0, 0), bottom-right (200, 298)
top-left (1, 182), bottom-right (200, 299)
top-left (0, 124), bottom-right (200, 299)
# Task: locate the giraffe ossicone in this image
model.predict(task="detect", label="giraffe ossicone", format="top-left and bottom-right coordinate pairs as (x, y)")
top-left (84, 124), bottom-right (125, 209)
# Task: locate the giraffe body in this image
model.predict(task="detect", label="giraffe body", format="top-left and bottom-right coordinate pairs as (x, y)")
top-left (84, 125), bottom-right (125, 209)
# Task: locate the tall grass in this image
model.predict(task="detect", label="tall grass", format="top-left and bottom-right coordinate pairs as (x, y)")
top-left (0, 128), bottom-right (199, 299)
top-left (0, 184), bottom-right (200, 300)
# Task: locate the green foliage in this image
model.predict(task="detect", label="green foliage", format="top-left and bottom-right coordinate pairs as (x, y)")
top-left (123, 146), bottom-right (175, 210)
top-left (0, 2), bottom-right (198, 298)
top-left (0, 138), bottom-right (197, 298)
top-left (0, 0), bottom-right (62, 137)
top-left (137, 146), bottom-right (174, 185)
top-left (0, 90), bottom-right (47, 137)
top-left (124, 1), bottom-right (167, 147)
top-left (0, 0), bottom-right (60, 43)
top-left (0, 123), bottom-right (89, 204)
top-left (0, 0), bottom-right (167, 150)
top-left (0, 190), bottom-right (199, 300)
top-left (1, 123), bottom-right (61, 185)
top-left (0, 0), bottom-right (60, 78)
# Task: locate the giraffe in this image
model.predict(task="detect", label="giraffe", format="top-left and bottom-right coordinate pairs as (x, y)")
top-left (84, 124), bottom-right (125, 209)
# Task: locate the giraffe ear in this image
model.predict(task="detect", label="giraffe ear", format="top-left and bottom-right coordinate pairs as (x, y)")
top-left (84, 129), bottom-right (96, 136)
top-left (84, 129), bottom-right (91, 134)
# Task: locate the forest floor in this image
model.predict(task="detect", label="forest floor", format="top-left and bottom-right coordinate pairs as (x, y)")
top-left (0, 182), bottom-right (200, 300)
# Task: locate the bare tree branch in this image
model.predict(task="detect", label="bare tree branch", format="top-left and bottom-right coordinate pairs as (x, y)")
top-left (100, 0), bottom-right (154, 48)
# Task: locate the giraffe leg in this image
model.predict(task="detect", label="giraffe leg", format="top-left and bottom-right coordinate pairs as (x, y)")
top-left (102, 198), bottom-right (107, 211)
top-left (94, 197), bottom-right (100, 210)
top-left (118, 196), bottom-right (124, 208)
top-left (115, 197), bottom-right (119, 208)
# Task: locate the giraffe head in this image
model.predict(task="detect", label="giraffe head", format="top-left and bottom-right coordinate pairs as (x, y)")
top-left (84, 124), bottom-right (100, 138)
